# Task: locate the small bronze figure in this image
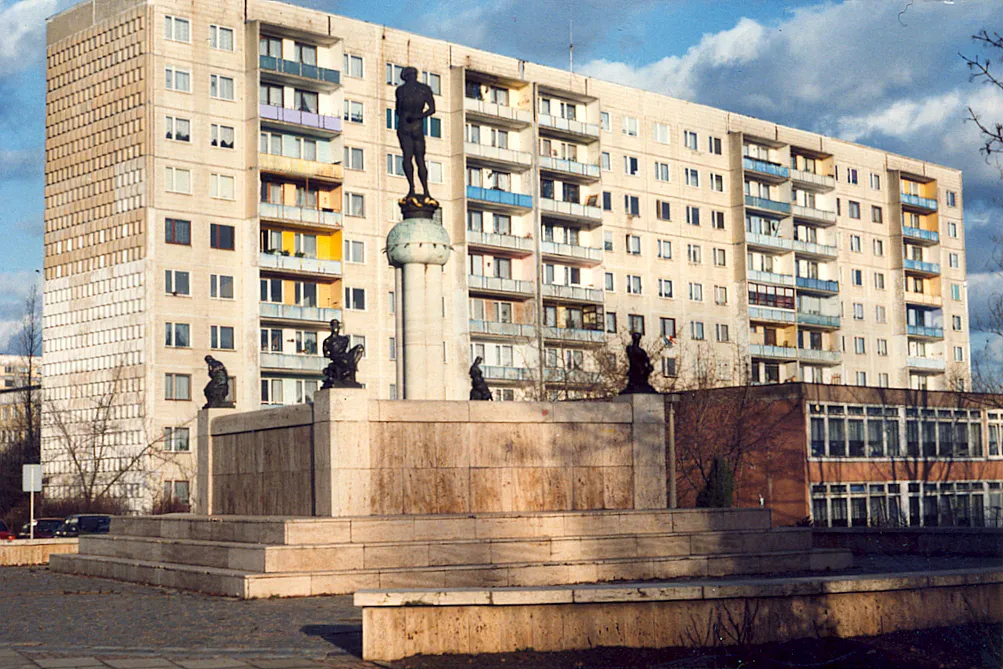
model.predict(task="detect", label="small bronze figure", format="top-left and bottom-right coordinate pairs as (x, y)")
top-left (321, 319), bottom-right (364, 389)
top-left (620, 332), bottom-right (658, 395)
top-left (469, 356), bottom-right (493, 401)
top-left (395, 66), bottom-right (439, 215)
top-left (203, 355), bottom-right (232, 408)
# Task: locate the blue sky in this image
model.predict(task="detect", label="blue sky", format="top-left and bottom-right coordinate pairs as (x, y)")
top-left (2, 0), bottom-right (1003, 368)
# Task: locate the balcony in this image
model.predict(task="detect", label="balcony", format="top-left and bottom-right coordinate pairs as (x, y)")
top-left (790, 168), bottom-right (835, 191)
top-left (901, 192), bottom-right (938, 213)
top-left (791, 204), bottom-right (837, 225)
top-left (796, 276), bottom-right (839, 294)
top-left (466, 230), bottom-right (534, 256)
top-left (544, 367), bottom-right (602, 385)
top-left (541, 283), bottom-right (604, 303)
top-left (465, 142), bottom-right (533, 170)
top-left (537, 114), bottom-right (600, 142)
top-left (742, 157), bottom-right (789, 183)
top-left (463, 97), bottom-right (533, 128)
top-left (903, 258), bottom-right (941, 276)
top-left (745, 195), bottom-right (791, 216)
top-left (798, 348), bottom-right (842, 365)
top-left (482, 365), bottom-right (532, 382)
top-left (907, 356), bottom-right (947, 372)
top-left (902, 226), bottom-right (939, 245)
top-left (748, 306), bottom-right (796, 324)
top-left (746, 269), bottom-right (795, 287)
top-left (797, 312), bottom-right (841, 329)
top-left (746, 232), bottom-right (793, 253)
top-left (259, 55), bottom-right (340, 90)
top-left (904, 292), bottom-right (943, 308)
top-left (466, 185), bottom-right (533, 211)
top-left (469, 319), bottom-right (536, 339)
top-left (259, 202), bottom-right (342, 229)
top-left (538, 156), bottom-right (601, 182)
top-left (259, 153), bottom-right (343, 183)
top-left (259, 352), bottom-right (325, 372)
top-left (540, 240), bottom-right (603, 264)
top-left (259, 302), bottom-right (342, 324)
top-left (907, 324), bottom-right (945, 339)
top-left (539, 198), bottom-right (603, 227)
top-left (467, 274), bottom-right (535, 297)
top-left (749, 344), bottom-right (798, 360)
top-left (792, 238), bottom-right (838, 259)
top-left (541, 326), bottom-right (607, 345)
top-left (259, 104), bottom-right (342, 136)
top-left (259, 253), bottom-right (342, 277)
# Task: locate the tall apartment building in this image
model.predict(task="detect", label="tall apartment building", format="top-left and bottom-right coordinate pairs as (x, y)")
top-left (43, 0), bottom-right (971, 507)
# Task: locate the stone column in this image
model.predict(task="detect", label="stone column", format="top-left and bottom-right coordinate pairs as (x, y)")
top-left (193, 407), bottom-right (237, 515)
top-left (616, 393), bottom-right (668, 509)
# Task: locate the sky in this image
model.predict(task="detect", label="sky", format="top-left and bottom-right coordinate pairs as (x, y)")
top-left (1, 0), bottom-right (1003, 366)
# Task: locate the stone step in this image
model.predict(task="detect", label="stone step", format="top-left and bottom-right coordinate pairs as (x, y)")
top-left (80, 528), bottom-right (812, 573)
top-left (50, 547), bottom-right (851, 599)
top-left (111, 508), bottom-right (773, 545)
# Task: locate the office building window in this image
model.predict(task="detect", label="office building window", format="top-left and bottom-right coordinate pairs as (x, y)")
top-left (656, 200), bottom-right (671, 221)
top-left (210, 173), bottom-right (235, 199)
top-left (715, 286), bottom-right (728, 305)
top-left (848, 201), bottom-right (860, 219)
top-left (628, 314), bottom-right (645, 334)
top-left (947, 191), bottom-right (957, 207)
top-left (626, 235), bottom-right (641, 255)
top-left (165, 116), bottom-right (190, 142)
top-left (953, 315), bottom-right (963, 331)
top-left (165, 322), bottom-right (190, 348)
top-left (853, 303), bottom-right (864, 320)
top-left (605, 312), bottom-right (617, 333)
top-left (165, 65), bottom-right (191, 92)
top-left (622, 115), bottom-right (639, 136)
top-left (210, 325), bottom-right (235, 350)
top-left (345, 193), bottom-right (365, 217)
top-left (872, 206), bottom-right (883, 223)
top-left (210, 274), bottom-right (234, 299)
top-left (345, 287), bottom-right (366, 310)
top-left (211, 124), bottom-right (234, 149)
top-left (210, 224), bottom-right (235, 250)
top-left (713, 248), bottom-right (726, 267)
top-left (626, 275), bottom-right (642, 294)
top-left (716, 324), bottom-right (730, 342)
top-left (710, 173), bottom-right (724, 192)
top-left (165, 373), bottom-right (192, 401)
top-left (951, 283), bottom-right (962, 301)
top-left (210, 25), bottom-right (234, 50)
top-left (165, 270), bottom-right (190, 296)
top-left (345, 146), bottom-right (365, 170)
top-left (163, 427), bottom-right (190, 452)
top-left (687, 244), bottom-right (701, 264)
top-left (600, 111), bottom-right (610, 131)
top-left (874, 273), bottom-right (885, 290)
top-left (653, 122), bottom-right (670, 144)
top-left (690, 321), bottom-right (705, 340)
top-left (624, 195), bottom-right (640, 215)
top-left (654, 161), bottom-right (671, 182)
top-left (856, 371), bottom-right (867, 386)
top-left (164, 15), bottom-right (190, 42)
top-left (850, 235), bottom-right (862, 252)
top-left (601, 152), bottom-right (611, 171)
top-left (949, 252), bottom-right (960, 269)
top-left (686, 206), bottom-right (700, 226)
top-left (873, 239), bottom-right (884, 256)
top-left (685, 168), bottom-right (700, 188)
top-left (657, 239), bottom-right (672, 259)
top-left (165, 218), bottom-right (191, 245)
top-left (165, 166), bottom-right (191, 193)
top-left (711, 211), bottom-right (725, 229)
top-left (708, 136), bottom-right (722, 154)
top-left (854, 337), bottom-right (866, 354)
top-left (604, 231), bottom-right (614, 251)
top-left (877, 338), bottom-right (888, 355)
top-left (658, 279), bottom-right (673, 298)
top-left (344, 240), bottom-right (365, 264)
top-left (683, 130), bottom-right (698, 150)
top-left (876, 305), bottom-right (887, 323)
top-left (689, 282), bottom-right (703, 302)
top-left (624, 155), bottom-right (639, 175)
top-left (210, 74), bottom-right (235, 100)
top-left (851, 269), bottom-right (863, 286)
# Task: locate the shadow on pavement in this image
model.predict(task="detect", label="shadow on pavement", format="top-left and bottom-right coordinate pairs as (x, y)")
top-left (301, 624), bottom-right (363, 657)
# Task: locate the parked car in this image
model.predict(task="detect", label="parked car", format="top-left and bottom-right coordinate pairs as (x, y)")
top-left (54, 514), bottom-right (111, 537)
top-left (0, 520), bottom-right (14, 541)
top-left (17, 518), bottom-right (65, 539)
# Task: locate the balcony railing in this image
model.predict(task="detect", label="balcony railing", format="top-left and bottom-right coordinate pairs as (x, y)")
top-left (539, 198), bottom-right (603, 222)
top-left (469, 320), bottom-right (536, 338)
top-left (465, 142), bottom-right (533, 168)
top-left (259, 153), bottom-right (343, 182)
top-left (543, 367), bottom-right (602, 385)
top-left (742, 157), bottom-right (789, 180)
top-left (904, 292), bottom-right (943, 307)
top-left (748, 306), bottom-right (796, 324)
top-left (482, 365), bottom-right (532, 382)
top-left (259, 55), bottom-right (340, 86)
top-left (466, 185), bottom-right (533, 209)
top-left (791, 204), bottom-right (837, 224)
top-left (798, 348), bottom-right (841, 364)
top-left (746, 232), bottom-right (793, 253)
top-left (466, 230), bottom-right (534, 253)
top-left (538, 156), bottom-right (601, 179)
top-left (259, 202), bottom-right (342, 228)
top-left (797, 312), bottom-right (841, 329)
top-left (796, 276), bottom-right (839, 293)
top-left (260, 352), bottom-right (326, 372)
top-left (259, 253), bottom-right (342, 276)
top-left (907, 324), bottom-right (945, 339)
top-left (747, 269), bottom-right (795, 287)
top-left (540, 240), bottom-right (603, 263)
top-left (463, 97), bottom-right (533, 126)
top-left (902, 226), bottom-right (940, 244)
top-left (467, 275), bottom-right (535, 296)
top-left (792, 238), bottom-right (838, 258)
top-left (907, 356), bottom-right (947, 372)
top-left (749, 344), bottom-right (798, 359)
top-left (541, 326), bottom-right (607, 344)
top-left (745, 195), bottom-right (791, 215)
top-left (790, 169), bottom-right (835, 190)
top-left (904, 258), bottom-right (941, 275)
top-left (259, 302), bottom-right (342, 324)
top-left (260, 104), bottom-right (342, 134)
top-left (538, 114), bottom-right (600, 139)
top-left (901, 192), bottom-right (938, 211)
top-left (541, 283), bottom-right (604, 303)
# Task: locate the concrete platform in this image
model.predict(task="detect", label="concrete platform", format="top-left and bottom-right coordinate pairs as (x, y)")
top-left (0, 539), bottom-right (77, 566)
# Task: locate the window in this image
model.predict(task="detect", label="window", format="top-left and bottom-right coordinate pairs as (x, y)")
top-left (163, 427), bottom-right (190, 452)
top-left (260, 279), bottom-right (282, 304)
top-left (605, 312), bottom-right (617, 333)
top-left (715, 286), bottom-right (728, 305)
top-left (624, 195), bottom-right (640, 216)
top-left (622, 115), bottom-right (639, 136)
top-left (211, 325), bottom-right (235, 350)
top-left (210, 274), bottom-right (234, 299)
top-left (345, 287), bottom-right (366, 310)
top-left (626, 275), bottom-right (642, 294)
top-left (624, 156), bottom-right (639, 175)
top-left (660, 318), bottom-right (677, 339)
top-left (871, 206), bottom-right (883, 223)
top-left (654, 162), bottom-right (671, 182)
top-left (600, 111), bottom-right (610, 131)
top-left (210, 224), bottom-right (235, 250)
top-left (947, 190), bottom-right (957, 207)
top-left (165, 373), bottom-right (192, 401)
top-left (876, 305), bottom-right (887, 323)
top-left (708, 136), bottom-right (722, 155)
top-left (628, 314), bottom-right (645, 334)
top-left (877, 339), bottom-right (888, 356)
top-left (166, 65), bottom-right (192, 92)
top-left (600, 152), bottom-right (611, 171)
top-left (662, 357), bottom-right (677, 377)
top-left (165, 322), bottom-right (190, 348)
top-left (422, 71), bottom-right (442, 95)
top-left (685, 168), bottom-right (700, 188)
top-left (210, 174), bottom-right (235, 200)
top-left (653, 122), bottom-right (670, 144)
top-left (713, 248), bottom-right (726, 267)
top-left (165, 270), bottom-right (190, 296)
top-left (874, 273), bottom-right (885, 290)
top-left (604, 231), bottom-right (614, 251)
top-left (948, 222), bottom-right (958, 238)
top-left (949, 253), bottom-right (960, 269)
top-left (951, 283), bottom-right (962, 301)
top-left (344, 146), bottom-right (365, 170)
top-left (165, 218), bottom-right (191, 245)
top-left (294, 89), bottom-right (318, 113)
top-left (295, 43), bottom-right (317, 65)
top-left (690, 321), bottom-right (705, 340)
top-left (851, 269), bottom-right (863, 286)
top-left (165, 116), bottom-right (190, 142)
top-left (165, 166), bottom-right (191, 193)
top-left (954, 346), bottom-right (965, 362)
top-left (869, 173), bottom-right (881, 190)
top-left (260, 83), bottom-right (282, 106)
top-left (878, 373), bottom-right (889, 388)
top-left (294, 282), bottom-right (317, 307)
top-left (658, 279), bottom-right (673, 298)
top-left (683, 130), bottom-right (698, 150)
top-left (210, 74), bottom-right (235, 100)
top-left (689, 282), bottom-right (703, 301)
top-left (211, 124), bottom-right (234, 149)
top-left (261, 378), bottom-right (284, 405)
top-left (626, 235), bottom-right (641, 255)
top-left (716, 324), bottom-right (730, 342)
top-left (710, 173), bottom-right (723, 192)
top-left (849, 235), bottom-right (861, 252)
top-left (164, 15), bottom-right (190, 42)
top-left (344, 239), bottom-right (365, 264)
top-left (711, 211), bottom-right (725, 229)
top-left (854, 337), bottom-right (866, 354)
top-left (686, 206), bottom-right (700, 226)
top-left (210, 25), bottom-right (234, 51)
top-left (385, 63), bottom-right (405, 85)
top-left (687, 244), bottom-right (702, 264)
top-left (656, 201), bottom-right (671, 221)
top-left (344, 99), bottom-right (364, 123)
top-left (953, 315), bottom-right (963, 331)
top-left (657, 239), bottom-right (672, 259)
top-left (856, 371), bottom-right (867, 386)
top-left (847, 168), bottom-right (858, 185)
top-left (345, 193), bottom-right (365, 217)
top-left (873, 239), bottom-right (884, 256)
top-left (848, 201), bottom-right (860, 219)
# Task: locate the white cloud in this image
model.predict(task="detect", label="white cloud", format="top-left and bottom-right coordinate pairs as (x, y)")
top-left (0, 270), bottom-right (41, 354)
top-left (0, 0), bottom-right (61, 74)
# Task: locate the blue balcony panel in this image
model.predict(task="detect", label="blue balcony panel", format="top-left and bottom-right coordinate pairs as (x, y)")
top-left (796, 277), bottom-right (839, 293)
top-left (466, 185), bottom-right (533, 209)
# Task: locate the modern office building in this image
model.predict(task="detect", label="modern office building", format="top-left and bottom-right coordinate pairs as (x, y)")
top-left (42, 0), bottom-right (971, 507)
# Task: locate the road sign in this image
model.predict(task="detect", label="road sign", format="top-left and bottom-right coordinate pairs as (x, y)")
top-left (22, 464), bottom-right (42, 493)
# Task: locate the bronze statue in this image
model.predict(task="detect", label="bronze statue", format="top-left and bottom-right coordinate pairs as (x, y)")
top-left (469, 356), bottom-right (493, 401)
top-left (203, 355), bottom-right (232, 408)
top-left (322, 319), bottom-right (364, 389)
top-left (621, 332), bottom-right (657, 395)
top-left (395, 66), bottom-right (439, 214)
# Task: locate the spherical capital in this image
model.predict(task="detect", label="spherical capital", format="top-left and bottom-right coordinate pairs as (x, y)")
top-left (386, 219), bottom-right (452, 266)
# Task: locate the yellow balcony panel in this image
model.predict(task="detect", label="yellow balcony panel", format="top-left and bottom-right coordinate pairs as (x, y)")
top-left (260, 153), bottom-right (343, 183)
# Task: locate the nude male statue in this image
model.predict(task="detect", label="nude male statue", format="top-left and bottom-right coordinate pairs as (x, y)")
top-left (395, 66), bottom-right (436, 203)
